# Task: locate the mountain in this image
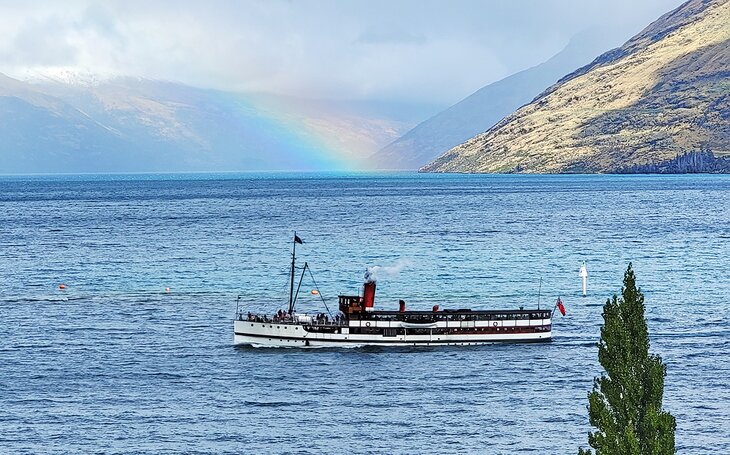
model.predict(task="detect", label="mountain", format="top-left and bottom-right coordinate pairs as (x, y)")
top-left (0, 74), bottom-right (439, 173)
top-left (422, 0), bottom-right (730, 174)
top-left (369, 32), bottom-right (622, 170)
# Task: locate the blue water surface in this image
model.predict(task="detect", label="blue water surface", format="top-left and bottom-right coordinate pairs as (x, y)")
top-left (1, 172), bottom-right (728, 454)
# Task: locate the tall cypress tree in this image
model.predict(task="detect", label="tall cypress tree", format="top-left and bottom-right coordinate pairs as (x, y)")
top-left (579, 263), bottom-right (676, 455)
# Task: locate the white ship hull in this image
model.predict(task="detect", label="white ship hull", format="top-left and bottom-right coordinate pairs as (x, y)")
top-left (234, 317), bottom-right (552, 348)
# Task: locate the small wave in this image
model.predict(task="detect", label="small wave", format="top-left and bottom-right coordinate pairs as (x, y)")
top-left (243, 401), bottom-right (292, 408)
top-left (1, 296), bottom-right (70, 303)
top-left (147, 372), bottom-right (186, 380)
top-left (653, 330), bottom-right (730, 339)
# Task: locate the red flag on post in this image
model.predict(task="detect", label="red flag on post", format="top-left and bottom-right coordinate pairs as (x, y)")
top-left (556, 297), bottom-right (566, 316)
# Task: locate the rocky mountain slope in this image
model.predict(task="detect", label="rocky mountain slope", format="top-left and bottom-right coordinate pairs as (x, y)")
top-left (422, 0), bottom-right (730, 173)
top-left (369, 32), bottom-right (620, 170)
top-left (0, 74), bottom-right (435, 173)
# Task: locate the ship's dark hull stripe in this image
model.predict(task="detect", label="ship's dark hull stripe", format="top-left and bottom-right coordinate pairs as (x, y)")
top-left (234, 332), bottom-right (551, 344)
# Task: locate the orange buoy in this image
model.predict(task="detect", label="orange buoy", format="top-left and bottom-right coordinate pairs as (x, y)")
top-left (311, 289), bottom-right (319, 295)
top-left (59, 284), bottom-right (66, 290)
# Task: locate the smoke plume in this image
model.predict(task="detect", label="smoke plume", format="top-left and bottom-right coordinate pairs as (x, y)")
top-left (364, 258), bottom-right (413, 283)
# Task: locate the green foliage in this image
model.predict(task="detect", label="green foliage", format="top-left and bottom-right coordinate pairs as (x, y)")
top-left (579, 263), bottom-right (676, 455)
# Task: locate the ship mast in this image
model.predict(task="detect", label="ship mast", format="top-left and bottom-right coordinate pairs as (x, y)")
top-left (288, 232), bottom-right (302, 314)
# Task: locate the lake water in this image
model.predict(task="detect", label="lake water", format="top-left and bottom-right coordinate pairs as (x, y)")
top-left (1, 172), bottom-right (728, 454)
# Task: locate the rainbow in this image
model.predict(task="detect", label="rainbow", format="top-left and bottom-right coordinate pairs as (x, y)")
top-left (209, 91), bottom-right (369, 171)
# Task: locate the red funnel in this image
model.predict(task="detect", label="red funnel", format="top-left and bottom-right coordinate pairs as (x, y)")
top-left (363, 281), bottom-right (376, 311)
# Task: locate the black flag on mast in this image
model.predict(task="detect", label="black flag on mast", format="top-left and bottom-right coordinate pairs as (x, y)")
top-left (294, 234), bottom-right (303, 244)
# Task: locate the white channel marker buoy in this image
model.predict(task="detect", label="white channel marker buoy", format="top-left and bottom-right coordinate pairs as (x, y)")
top-left (580, 261), bottom-right (588, 297)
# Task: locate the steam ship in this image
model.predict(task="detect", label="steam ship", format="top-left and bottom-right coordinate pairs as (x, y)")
top-left (233, 235), bottom-right (557, 348)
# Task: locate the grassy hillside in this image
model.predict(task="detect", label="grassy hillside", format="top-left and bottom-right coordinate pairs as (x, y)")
top-left (423, 0), bottom-right (730, 173)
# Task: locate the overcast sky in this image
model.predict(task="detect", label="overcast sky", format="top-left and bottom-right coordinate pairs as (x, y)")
top-left (0, 0), bottom-right (685, 104)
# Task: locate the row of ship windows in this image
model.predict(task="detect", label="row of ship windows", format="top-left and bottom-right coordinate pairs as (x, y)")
top-left (356, 313), bottom-right (550, 322)
top-left (354, 326), bottom-right (550, 335)
top-left (252, 324), bottom-right (300, 330)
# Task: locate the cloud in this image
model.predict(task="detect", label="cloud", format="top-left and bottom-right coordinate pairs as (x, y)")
top-left (0, 0), bottom-right (686, 104)
top-left (355, 29), bottom-right (428, 46)
top-left (3, 15), bottom-right (79, 66)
